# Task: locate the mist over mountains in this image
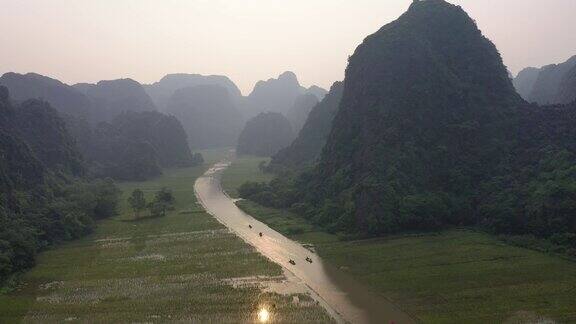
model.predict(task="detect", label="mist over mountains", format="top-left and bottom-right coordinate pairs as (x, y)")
top-left (144, 73), bottom-right (244, 110)
top-left (244, 71), bottom-right (326, 118)
top-left (271, 81), bottom-right (344, 169)
top-left (2, 0), bottom-right (576, 321)
top-left (237, 112), bottom-right (295, 157)
top-left (513, 55), bottom-right (576, 105)
top-left (166, 85), bottom-right (243, 149)
top-left (0, 72), bottom-right (92, 120)
top-left (286, 93), bottom-right (319, 134)
top-left (241, 0), bottom-right (576, 246)
top-left (76, 79), bottom-right (157, 122)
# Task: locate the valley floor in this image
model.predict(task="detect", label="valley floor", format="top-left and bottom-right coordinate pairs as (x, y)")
top-left (222, 155), bottom-right (576, 324)
top-left (0, 149), bottom-right (331, 323)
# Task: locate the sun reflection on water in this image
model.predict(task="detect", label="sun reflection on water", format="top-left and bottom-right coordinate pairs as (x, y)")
top-left (257, 307), bottom-right (270, 323)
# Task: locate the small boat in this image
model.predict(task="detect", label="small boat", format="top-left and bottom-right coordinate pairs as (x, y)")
top-left (305, 257), bottom-right (313, 263)
top-left (289, 259), bottom-right (296, 265)
top-left (259, 232), bottom-right (263, 237)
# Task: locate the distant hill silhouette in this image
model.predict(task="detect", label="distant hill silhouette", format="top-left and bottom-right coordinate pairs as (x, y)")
top-left (0, 72), bottom-right (92, 119)
top-left (557, 64), bottom-right (576, 104)
top-left (271, 81), bottom-right (344, 169)
top-left (145, 73), bottom-right (243, 110)
top-left (244, 71), bottom-right (326, 118)
top-left (80, 78), bottom-right (157, 122)
top-left (306, 85), bottom-right (328, 101)
top-left (237, 112), bottom-right (295, 157)
top-left (514, 55), bottom-right (576, 104)
top-left (75, 110), bottom-right (196, 181)
top-left (286, 94), bottom-right (319, 134)
top-left (166, 85), bottom-right (243, 149)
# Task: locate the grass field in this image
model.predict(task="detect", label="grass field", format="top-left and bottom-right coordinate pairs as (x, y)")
top-left (223, 155), bottom-right (576, 323)
top-left (0, 149), bottom-right (332, 323)
top-left (221, 155), bottom-right (274, 198)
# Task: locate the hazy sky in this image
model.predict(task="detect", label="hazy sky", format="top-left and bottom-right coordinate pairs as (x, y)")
top-left (1, 0), bottom-right (575, 94)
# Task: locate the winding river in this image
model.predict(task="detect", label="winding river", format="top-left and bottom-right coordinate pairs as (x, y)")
top-left (194, 157), bottom-right (415, 324)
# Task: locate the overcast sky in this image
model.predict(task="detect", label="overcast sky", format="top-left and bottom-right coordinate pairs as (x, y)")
top-left (1, 0), bottom-right (575, 94)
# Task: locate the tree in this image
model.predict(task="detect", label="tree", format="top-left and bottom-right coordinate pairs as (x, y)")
top-left (148, 187), bottom-right (175, 217)
top-left (128, 189), bottom-right (146, 219)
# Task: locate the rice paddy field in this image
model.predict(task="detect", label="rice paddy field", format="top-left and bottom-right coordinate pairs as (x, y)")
top-left (0, 149), bottom-right (332, 323)
top-left (222, 155), bottom-right (576, 323)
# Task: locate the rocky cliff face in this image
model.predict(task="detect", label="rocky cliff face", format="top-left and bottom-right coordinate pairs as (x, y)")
top-left (271, 81), bottom-right (343, 168)
top-left (557, 65), bottom-right (576, 104)
top-left (15, 99), bottom-right (84, 176)
top-left (286, 94), bottom-right (319, 134)
top-left (301, 0), bottom-right (525, 233)
top-left (0, 87), bottom-right (46, 195)
top-left (243, 71), bottom-right (326, 118)
top-left (237, 112), bottom-right (295, 157)
top-left (514, 56), bottom-right (576, 104)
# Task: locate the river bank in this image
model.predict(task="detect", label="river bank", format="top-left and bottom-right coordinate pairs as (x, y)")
top-left (0, 150), bottom-right (331, 323)
top-left (196, 157), bottom-right (415, 324)
top-left (223, 155), bottom-right (576, 323)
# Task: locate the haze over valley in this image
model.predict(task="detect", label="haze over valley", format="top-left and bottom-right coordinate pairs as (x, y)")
top-left (1, 1), bottom-right (576, 323)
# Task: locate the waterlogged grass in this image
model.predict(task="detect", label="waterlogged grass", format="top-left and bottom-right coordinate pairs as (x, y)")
top-left (0, 150), bottom-right (332, 323)
top-left (224, 156), bottom-right (576, 323)
top-left (221, 155), bottom-right (274, 198)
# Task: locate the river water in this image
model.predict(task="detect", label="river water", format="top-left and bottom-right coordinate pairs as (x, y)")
top-left (194, 158), bottom-right (415, 324)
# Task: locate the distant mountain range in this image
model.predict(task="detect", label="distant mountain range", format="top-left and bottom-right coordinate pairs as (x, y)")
top-left (513, 55), bottom-right (576, 105)
top-left (271, 81), bottom-right (343, 169)
top-left (237, 111), bottom-right (295, 157)
top-left (0, 70), bottom-right (327, 151)
top-left (248, 0), bottom-right (576, 245)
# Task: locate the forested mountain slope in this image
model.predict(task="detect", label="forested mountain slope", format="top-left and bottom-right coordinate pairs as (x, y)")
top-left (237, 112), bottom-right (295, 157)
top-left (0, 86), bottom-right (120, 285)
top-left (242, 0), bottom-right (576, 245)
top-left (271, 81), bottom-right (344, 169)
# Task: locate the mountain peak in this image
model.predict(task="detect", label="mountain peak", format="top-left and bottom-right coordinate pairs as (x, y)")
top-left (278, 71), bottom-right (298, 83)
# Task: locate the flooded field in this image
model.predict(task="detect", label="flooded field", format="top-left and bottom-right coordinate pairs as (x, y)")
top-left (0, 152), bottom-right (333, 323)
top-left (196, 157), bottom-right (415, 324)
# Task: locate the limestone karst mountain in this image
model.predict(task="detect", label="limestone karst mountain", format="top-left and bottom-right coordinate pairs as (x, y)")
top-left (271, 81), bottom-right (344, 169)
top-left (144, 73), bottom-right (243, 110)
top-left (237, 112), bottom-right (295, 157)
top-left (0, 72), bottom-right (92, 119)
top-left (79, 78), bottom-right (157, 122)
top-left (244, 71), bottom-right (327, 118)
top-left (514, 55), bottom-right (576, 104)
top-left (286, 93), bottom-right (319, 134)
top-left (166, 85), bottom-right (243, 149)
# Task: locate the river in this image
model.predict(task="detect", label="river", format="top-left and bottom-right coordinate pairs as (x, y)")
top-left (194, 158), bottom-right (415, 324)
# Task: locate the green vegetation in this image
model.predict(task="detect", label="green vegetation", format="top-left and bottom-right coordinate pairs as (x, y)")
top-left (242, 1), bottom-right (576, 255)
top-left (221, 156), bottom-right (274, 198)
top-left (127, 189), bottom-right (146, 219)
top-left (224, 155), bottom-right (576, 323)
top-left (147, 187), bottom-right (175, 218)
top-left (236, 112), bottom-right (295, 157)
top-left (0, 87), bottom-right (122, 286)
top-left (0, 152), bottom-right (332, 323)
top-left (271, 81), bottom-right (344, 169)
top-left (78, 110), bottom-right (200, 181)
